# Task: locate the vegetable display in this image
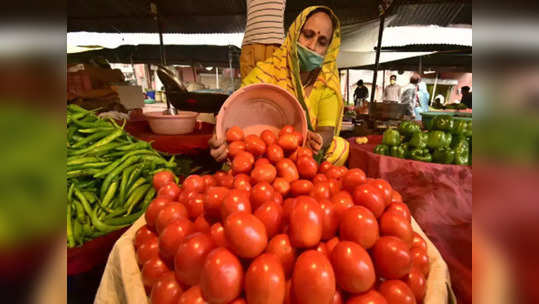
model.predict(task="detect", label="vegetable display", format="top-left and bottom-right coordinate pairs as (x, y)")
top-left (135, 125), bottom-right (431, 304)
top-left (374, 116), bottom-right (472, 165)
top-left (67, 105), bottom-right (175, 248)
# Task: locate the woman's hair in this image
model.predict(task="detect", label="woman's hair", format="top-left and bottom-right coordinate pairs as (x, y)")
top-left (303, 7), bottom-right (336, 41)
top-left (410, 73), bottom-right (421, 85)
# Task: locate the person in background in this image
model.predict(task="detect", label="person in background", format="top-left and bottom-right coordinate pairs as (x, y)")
top-left (400, 72), bottom-right (421, 118)
top-left (239, 0), bottom-right (286, 79)
top-left (414, 81), bottom-right (430, 120)
top-left (461, 86), bottom-right (472, 109)
top-left (383, 74), bottom-right (401, 102)
top-left (353, 79), bottom-right (369, 107)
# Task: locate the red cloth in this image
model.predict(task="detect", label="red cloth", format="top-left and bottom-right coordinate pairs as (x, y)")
top-left (348, 135), bottom-right (472, 304)
top-left (124, 120), bottom-right (214, 155)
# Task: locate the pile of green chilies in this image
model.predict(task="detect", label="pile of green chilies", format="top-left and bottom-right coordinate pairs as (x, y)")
top-left (67, 104), bottom-right (175, 248)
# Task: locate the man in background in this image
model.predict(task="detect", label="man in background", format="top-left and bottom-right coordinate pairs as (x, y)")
top-left (353, 79), bottom-right (369, 106)
top-left (383, 74), bottom-right (401, 102)
top-left (461, 86), bottom-right (472, 109)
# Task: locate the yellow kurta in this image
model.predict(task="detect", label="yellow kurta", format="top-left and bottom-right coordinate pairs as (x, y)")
top-left (242, 6), bottom-right (349, 165)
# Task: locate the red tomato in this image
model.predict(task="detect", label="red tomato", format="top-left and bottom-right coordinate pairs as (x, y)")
top-left (331, 241), bottom-right (375, 293)
top-left (177, 285), bottom-right (207, 304)
top-left (378, 280), bottom-right (416, 304)
top-left (150, 272), bottom-right (182, 304)
top-left (245, 134), bottom-right (267, 156)
top-left (186, 193), bottom-right (205, 219)
top-left (261, 129), bottom-right (278, 146)
top-left (339, 206), bottom-right (379, 249)
top-left (233, 174), bottom-right (252, 192)
top-left (273, 177), bottom-right (291, 196)
top-left (158, 182), bottom-right (181, 201)
top-left (229, 299), bottom-right (246, 304)
top-left (250, 182), bottom-right (275, 211)
top-left (215, 172), bottom-right (234, 188)
top-left (266, 144), bottom-right (285, 163)
top-left (142, 256), bottom-right (171, 289)
top-left (386, 202), bottom-right (412, 223)
top-left (282, 197), bottom-right (297, 223)
top-left (135, 224), bottom-right (157, 249)
top-left (266, 234), bottom-right (297, 278)
top-left (289, 196), bottom-right (323, 248)
top-left (175, 232), bottom-right (215, 286)
top-left (411, 232), bottom-right (427, 252)
top-left (296, 147), bottom-right (313, 158)
top-left (159, 218), bottom-right (195, 262)
top-left (346, 289), bottom-right (388, 304)
top-left (284, 280), bottom-right (295, 304)
top-left (210, 223), bottom-right (229, 248)
top-left (254, 201), bottom-right (283, 239)
top-left (326, 237), bottom-right (339, 258)
top-left (221, 189), bottom-right (251, 221)
top-left (310, 181), bottom-right (331, 201)
top-left (277, 159), bottom-right (300, 182)
top-left (251, 163), bottom-right (277, 184)
top-left (224, 212), bottom-right (268, 258)
top-left (255, 158), bottom-right (271, 167)
top-left (178, 190), bottom-right (197, 205)
top-left (279, 125), bottom-right (295, 136)
top-left (204, 186), bottom-right (230, 221)
top-left (342, 168), bottom-right (367, 192)
top-left (228, 141), bottom-right (246, 157)
top-left (379, 210), bottom-right (413, 246)
top-left (368, 179), bottom-right (393, 207)
top-left (290, 179), bottom-right (313, 196)
top-left (319, 161), bottom-right (332, 174)
top-left (183, 175), bottom-right (205, 193)
top-left (146, 197), bottom-right (171, 230)
top-left (288, 149), bottom-right (298, 162)
top-left (352, 184), bottom-right (386, 218)
top-left (391, 190), bottom-right (403, 204)
top-left (327, 179), bottom-right (342, 195)
top-left (316, 242), bottom-right (329, 257)
top-left (200, 248), bottom-right (244, 304)
top-left (313, 173), bottom-right (329, 184)
top-left (332, 290), bottom-right (343, 304)
top-left (292, 250), bottom-right (336, 304)
top-left (297, 156), bottom-right (318, 179)
top-left (320, 199), bottom-right (339, 240)
top-left (404, 267), bottom-right (426, 302)
top-left (245, 253), bottom-right (286, 304)
top-left (232, 152), bottom-right (254, 174)
top-left (372, 236), bottom-right (412, 279)
top-left (153, 171), bottom-right (176, 191)
top-left (278, 133), bottom-right (299, 151)
top-left (292, 131), bottom-right (303, 145)
top-left (326, 166), bottom-right (344, 180)
top-left (194, 215), bottom-right (210, 233)
top-left (136, 236), bottom-right (159, 266)
top-left (273, 192), bottom-right (283, 205)
top-left (202, 175), bottom-right (216, 189)
top-left (226, 126), bottom-right (244, 143)
top-left (331, 191), bottom-right (354, 221)
top-left (155, 203), bottom-right (189, 235)
top-left (410, 247), bottom-right (430, 276)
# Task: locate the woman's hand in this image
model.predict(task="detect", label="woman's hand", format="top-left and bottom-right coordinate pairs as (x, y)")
top-left (306, 131), bottom-right (323, 153)
top-left (208, 133), bottom-right (228, 162)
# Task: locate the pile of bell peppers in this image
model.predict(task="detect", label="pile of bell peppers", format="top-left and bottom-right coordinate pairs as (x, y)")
top-left (374, 116), bottom-right (472, 165)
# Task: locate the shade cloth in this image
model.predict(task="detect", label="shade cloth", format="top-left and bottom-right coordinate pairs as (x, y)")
top-left (348, 135), bottom-right (472, 304)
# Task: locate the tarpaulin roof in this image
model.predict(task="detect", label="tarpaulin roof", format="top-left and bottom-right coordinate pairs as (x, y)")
top-left (67, 0), bottom-right (471, 33)
top-left (67, 44), bottom-right (241, 67)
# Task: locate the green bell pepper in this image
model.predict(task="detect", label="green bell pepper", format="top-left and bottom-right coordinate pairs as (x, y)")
top-left (432, 147), bottom-right (455, 164)
top-left (409, 148), bottom-right (432, 162)
top-left (450, 119), bottom-right (468, 136)
top-left (453, 139), bottom-right (470, 165)
top-left (427, 131), bottom-right (447, 149)
top-left (465, 121), bottom-right (472, 137)
top-left (390, 144), bottom-right (407, 159)
top-left (382, 128), bottom-right (401, 146)
top-left (409, 132), bottom-right (428, 149)
top-left (442, 132), bottom-right (452, 147)
top-left (374, 144), bottom-right (390, 155)
top-left (432, 115), bottom-right (454, 131)
top-left (451, 135), bottom-right (468, 149)
top-left (398, 121), bottom-right (421, 138)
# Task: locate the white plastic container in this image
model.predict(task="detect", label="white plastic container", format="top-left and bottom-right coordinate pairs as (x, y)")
top-left (144, 111), bottom-right (199, 135)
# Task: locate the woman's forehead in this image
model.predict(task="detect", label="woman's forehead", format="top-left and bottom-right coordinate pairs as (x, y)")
top-left (303, 12), bottom-right (333, 38)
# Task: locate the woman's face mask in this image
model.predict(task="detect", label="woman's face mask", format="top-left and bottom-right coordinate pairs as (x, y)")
top-left (297, 42), bottom-right (324, 72)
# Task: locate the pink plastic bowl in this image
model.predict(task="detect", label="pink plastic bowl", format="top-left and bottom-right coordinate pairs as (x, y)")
top-left (145, 111), bottom-right (199, 135)
top-left (216, 83), bottom-right (308, 143)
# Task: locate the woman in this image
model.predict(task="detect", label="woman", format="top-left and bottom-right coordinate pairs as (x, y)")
top-left (210, 6), bottom-right (349, 166)
top-left (414, 81), bottom-right (430, 120)
top-left (400, 72), bottom-right (421, 119)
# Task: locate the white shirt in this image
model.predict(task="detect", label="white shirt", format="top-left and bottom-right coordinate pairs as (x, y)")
top-left (242, 0), bottom-right (286, 46)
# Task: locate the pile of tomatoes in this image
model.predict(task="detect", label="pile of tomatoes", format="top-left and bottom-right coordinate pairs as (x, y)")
top-left (134, 125), bottom-right (430, 304)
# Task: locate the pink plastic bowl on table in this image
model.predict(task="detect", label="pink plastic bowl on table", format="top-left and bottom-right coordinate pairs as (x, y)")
top-left (145, 111), bottom-right (199, 135)
top-left (216, 83), bottom-right (308, 143)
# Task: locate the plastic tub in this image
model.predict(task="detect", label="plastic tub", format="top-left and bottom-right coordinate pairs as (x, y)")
top-left (422, 111), bottom-right (455, 130)
top-left (145, 111), bottom-right (199, 135)
top-left (215, 83), bottom-right (308, 143)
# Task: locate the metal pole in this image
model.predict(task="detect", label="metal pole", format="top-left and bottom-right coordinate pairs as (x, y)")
top-left (151, 2), bottom-right (166, 66)
top-left (216, 67), bottom-right (219, 89)
top-left (369, 13), bottom-right (386, 115)
top-left (430, 73), bottom-right (439, 106)
top-left (346, 69), bottom-right (350, 105)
